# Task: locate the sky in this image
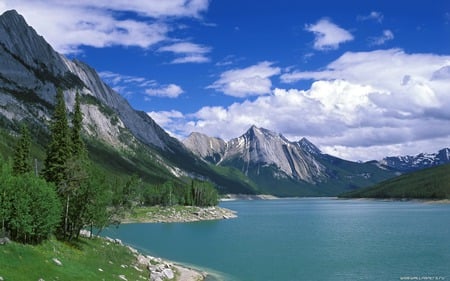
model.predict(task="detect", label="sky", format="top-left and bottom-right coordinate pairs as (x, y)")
top-left (1, 0), bottom-right (450, 161)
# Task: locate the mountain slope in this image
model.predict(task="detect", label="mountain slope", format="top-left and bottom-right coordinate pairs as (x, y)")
top-left (380, 148), bottom-right (450, 172)
top-left (339, 163), bottom-right (450, 199)
top-left (0, 10), bottom-right (256, 194)
top-left (184, 126), bottom-right (397, 196)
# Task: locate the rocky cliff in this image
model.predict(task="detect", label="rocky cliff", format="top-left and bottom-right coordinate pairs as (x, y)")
top-left (0, 10), bottom-right (169, 150)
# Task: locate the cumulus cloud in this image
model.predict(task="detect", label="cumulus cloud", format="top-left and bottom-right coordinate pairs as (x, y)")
top-left (154, 49), bottom-right (450, 161)
top-left (207, 61), bottom-right (281, 97)
top-left (305, 18), bottom-right (354, 50)
top-left (145, 84), bottom-right (184, 98)
top-left (1, 0), bottom-right (209, 54)
top-left (158, 42), bottom-right (211, 64)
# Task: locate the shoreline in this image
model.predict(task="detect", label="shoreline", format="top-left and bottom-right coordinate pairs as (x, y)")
top-left (220, 194), bottom-right (280, 201)
top-left (338, 197), bottom-right (450, 204)
top-left (121, 205), bottom-right (237, 224)
top-left (90, 232), bottom-right (208, 281)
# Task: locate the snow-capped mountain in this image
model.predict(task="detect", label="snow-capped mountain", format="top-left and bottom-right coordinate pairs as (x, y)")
top-left (184, 126), bottom-right (397, 196)
top-left (381, 148), bottom-right (450, 172)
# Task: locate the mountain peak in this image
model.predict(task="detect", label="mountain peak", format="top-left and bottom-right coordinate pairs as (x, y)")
top-left (0, 9), bottom-right (67, 77)
top-left (298, 138), bottom-right (321, 155)
top-left (1, 9), bottom-right (24, 22)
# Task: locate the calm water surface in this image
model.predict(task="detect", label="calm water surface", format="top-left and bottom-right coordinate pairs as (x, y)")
top-left (103, 198), bottom-right (450, 281)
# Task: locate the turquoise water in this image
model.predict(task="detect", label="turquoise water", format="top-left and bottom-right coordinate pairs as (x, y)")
top-left (103, 199), bottom-right (450, 281)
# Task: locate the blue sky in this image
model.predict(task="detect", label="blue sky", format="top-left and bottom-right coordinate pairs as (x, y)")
top-left (1, 0), bottom-right (450, 161)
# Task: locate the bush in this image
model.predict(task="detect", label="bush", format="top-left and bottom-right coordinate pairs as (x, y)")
top-left (0, 161), bottom-right (61, 244)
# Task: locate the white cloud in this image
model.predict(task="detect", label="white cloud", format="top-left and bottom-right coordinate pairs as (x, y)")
top-left (369, 29), bottom-right (394, 46)
top-left (145, 84), bottom-right (184, 98)
top-left (158, 42), bottom-right (211, 64)
top-left (305, 18), bottom-right (354, 50)
top-left (207, 61), bottom-right (281, 97)
top-left (357, 11), bottom-right (384, 23)
top-left (1, 0), bottom-right (209, 54)
top-left (63, 0), bottom-right (209, 18)
top-left (154, 49), bottom-right (450, 161)
top-left (100, 71), bottom-right (183, 98)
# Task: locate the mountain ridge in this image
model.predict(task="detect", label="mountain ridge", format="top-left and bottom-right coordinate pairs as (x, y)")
top-left (183, 126), bottom-right (397, 196)
top-left (0, 9), bottom-right (257, 194)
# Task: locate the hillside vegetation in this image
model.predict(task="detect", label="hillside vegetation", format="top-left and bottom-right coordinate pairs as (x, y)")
top-left (339, 164), bottom-right (450, 199)
top-left (0, 237), bottom-right (148, 281)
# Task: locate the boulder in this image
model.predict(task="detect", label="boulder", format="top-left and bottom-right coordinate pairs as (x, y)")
top-left (0, 237), bottom-right (10, 245)
top-left (162, 268), bottom-right (174, 279)
top-left (150, 272), bottom-right (164, 281)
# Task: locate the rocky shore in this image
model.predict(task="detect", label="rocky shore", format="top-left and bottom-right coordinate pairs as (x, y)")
top-left (80, 231), bottom-right (207, 281)
top-left (123, 205), bottom-right (237, 223)
top-left (99, 205), bottom-right (237, 280)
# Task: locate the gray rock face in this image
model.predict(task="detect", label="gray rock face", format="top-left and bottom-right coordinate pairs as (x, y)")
top-left (184, 126), bottom-right (327, 183)
top-left (222, 126), bottom-right (327, 183)
top-left (0, 9), bottom-right (170, 150)
top-left (183, 132), bottom-right (227, 163)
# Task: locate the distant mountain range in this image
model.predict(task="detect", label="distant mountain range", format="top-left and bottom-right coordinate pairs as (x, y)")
top-left (183, 126), bottom-right (398, 196)
top-left (1, 10), bottom-right (449, 197)
top-left (380, 148), bottom-right (450, 172)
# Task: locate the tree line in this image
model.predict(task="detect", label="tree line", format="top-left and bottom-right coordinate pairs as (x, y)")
top-left (0, 89), bottom-right (218, 244)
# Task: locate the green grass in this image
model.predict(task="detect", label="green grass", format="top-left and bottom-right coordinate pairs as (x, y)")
top-left (0, 237), bottom-right (149, 281)
top-left (339, 163), bottom-right (450, 199)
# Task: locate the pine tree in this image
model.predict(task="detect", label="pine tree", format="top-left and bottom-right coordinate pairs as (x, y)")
top-left (70, 91), bottom-right (86, 158)
top-left (13, 123), bottom-right (32, 175)
top-left (43, 88), bottom-right (70, 186)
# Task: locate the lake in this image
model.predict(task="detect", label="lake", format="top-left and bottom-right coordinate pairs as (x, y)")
top-left (103, 198), bottom-right (450, 281)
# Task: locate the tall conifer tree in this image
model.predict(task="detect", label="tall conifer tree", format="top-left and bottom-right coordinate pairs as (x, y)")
top-left (13, 123), bottom-right (32, 175)
top-left (70, 91), bottom-right (86, 158)
top-left (43, 88), bottom-right (70, 186)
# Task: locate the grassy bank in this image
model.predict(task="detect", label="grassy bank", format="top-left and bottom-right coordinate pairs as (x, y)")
top-left (0, 237), bottom-right (148, 281)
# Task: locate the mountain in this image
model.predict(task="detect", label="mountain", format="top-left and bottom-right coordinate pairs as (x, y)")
top-left (182, 132), bottom-right (226, 164)
top-left (339, 163), bottom-right (450, 199)
top-left (183, 126), bottom-right (397, 196)
top-left (380, 148), bottom-right (450, 172)
top-left (0, 10), bottom-right (257, 194)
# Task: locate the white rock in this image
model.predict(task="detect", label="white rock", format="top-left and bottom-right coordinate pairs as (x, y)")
top-left (118, 275), bottom-right (127, 281)
top-left (150, 272), bottom-right (164, 281)
top-left (52, 258), bottom-right (62, 266)
top-left (127, 246), bottom-right (138, 255)
top-left (162, 268), bottom-right (175, 279)
top-left (136, 254), bottom-right (151, 266)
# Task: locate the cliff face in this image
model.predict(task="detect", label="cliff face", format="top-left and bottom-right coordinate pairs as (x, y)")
top-left (220, 126), bottom-right (327, 183)
top-left (0, 10), bottom-right (170, 150)
top-left (183, 132), bottom-right (227, 164)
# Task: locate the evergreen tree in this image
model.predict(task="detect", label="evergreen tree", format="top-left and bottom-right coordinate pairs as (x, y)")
top-left (43, 88), bottom-right (70, 185)
top-left (70, 91), bottom-right (86, 157)
top-left (12, 123), bottom-right (32, 175)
